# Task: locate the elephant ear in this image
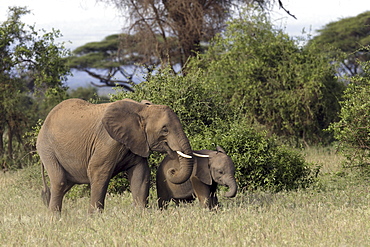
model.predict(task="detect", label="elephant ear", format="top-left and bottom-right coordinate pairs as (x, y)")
top-left (216, 146), bottom-right (226, 154)
top-left (195, 150), bottom-right (213, 185)
top-left (102, 100), bottom-right (149, 157)
top-left (141, 100), bottom-right (153, 105)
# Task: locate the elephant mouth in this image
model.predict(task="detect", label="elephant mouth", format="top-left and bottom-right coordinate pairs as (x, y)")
top-left (151, 141), bottom-right (192, 159)
top-left (149, 140), bottom-right (168, 153)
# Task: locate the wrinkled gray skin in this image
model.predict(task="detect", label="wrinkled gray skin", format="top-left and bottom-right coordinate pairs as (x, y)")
top-left (157, 146), bottom-right (237, 210)
top-left (37, 98), bottom-right (194, 213)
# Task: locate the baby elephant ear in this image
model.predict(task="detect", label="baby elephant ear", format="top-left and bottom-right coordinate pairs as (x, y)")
top-left (102, 100), bottom-right (150, 157)
top-left (195, 154), bottom-right (212, 185)
top-left (216, 146), bottom-right (226, 154)
top-left (141, 100), bottom-right (153, 105)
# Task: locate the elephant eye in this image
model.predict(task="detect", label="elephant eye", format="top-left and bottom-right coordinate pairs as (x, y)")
top-left (218, 169), bottom-right (224, 175)
top-left (162, 126), bottom-right (169, 135)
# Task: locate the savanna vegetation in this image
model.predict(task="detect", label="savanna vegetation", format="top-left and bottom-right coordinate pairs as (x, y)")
top-left (0, 7), bottom-right (69, 170)
top-left (311, 11), bottom-right (370, 77)
top-left (1, 3), bottom-right (370, 246)
top-left (1, 147), bottom-right (369, 246)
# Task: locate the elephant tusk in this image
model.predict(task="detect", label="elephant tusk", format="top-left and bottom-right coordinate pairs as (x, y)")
top-left (193, 152), bottom-right (210, 158)
top-left (176, 151), bottom-right (192, 159)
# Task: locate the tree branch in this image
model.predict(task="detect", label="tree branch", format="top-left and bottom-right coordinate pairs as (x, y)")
top-left (82, 69), bottom-right (135, 92)
top-left (278, 0), bottom-right (297, 20)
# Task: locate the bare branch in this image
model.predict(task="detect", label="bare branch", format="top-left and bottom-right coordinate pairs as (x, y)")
top-left (83, 69), bottom-right (135, 91)
top-left (278, 0), bottom-right (297, 19)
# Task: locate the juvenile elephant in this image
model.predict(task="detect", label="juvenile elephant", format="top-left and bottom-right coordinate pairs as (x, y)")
top-left (36, 98), bottom-right (194, 213)
top-left (156, 146), bottom-right (237, 209)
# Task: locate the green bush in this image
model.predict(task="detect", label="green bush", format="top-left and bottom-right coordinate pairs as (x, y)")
top-left (111, 67), bottom-right (316, 192)
top-left (111, 66), bottom-right (230, 135)
top-left (188, 9), bottom-right (344, 145)
top-left (68, 86), bottom-right (109, 103)
top-left (0, 7), bottom-right (69, 170)
top-left (191, 120), bottom-right (315, 192)
top-left (329, 50), bottom-right (370, 171)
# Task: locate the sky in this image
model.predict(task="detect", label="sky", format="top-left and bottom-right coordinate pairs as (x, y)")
top-left (0, 0), bottom-right (125, 50)
top-left (272, 0), bottom-right (369, 37)
top-left (1, 0), bottom-right (369, 92)
top-left (1, 0), bottom-right (368, 49)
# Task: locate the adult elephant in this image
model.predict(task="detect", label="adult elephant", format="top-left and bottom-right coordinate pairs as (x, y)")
top-left (157, 146), bottom-right (237, 210)
top-left (36, 98), bottom-right (194, 213)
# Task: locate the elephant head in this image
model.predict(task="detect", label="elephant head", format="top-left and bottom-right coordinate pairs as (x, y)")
top-left (194, 146), bottom-right (237, 198)
top-left (102, 99), bottom-right (194, 184)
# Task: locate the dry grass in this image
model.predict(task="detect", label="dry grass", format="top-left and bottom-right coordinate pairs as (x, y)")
top-left (303, 146), bottom-right (345, 174)
top-left (1, 147), bottom-right (370, 246)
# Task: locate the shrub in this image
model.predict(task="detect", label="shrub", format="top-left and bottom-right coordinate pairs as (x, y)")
top-left (188, 9), bottom-right (344, 145)
top-left (111, 68), bottom-right (316, 192)
top-left (191, 120), bottom-right (315, 192)
top-left (329, 50), bottom-right (370, 171)
top-left (111, 66), bottom-right (230, 135)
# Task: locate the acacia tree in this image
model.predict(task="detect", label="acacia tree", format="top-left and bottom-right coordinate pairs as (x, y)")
top-left (99, 0), bottom-right (293, 71)
top-left (311, 11), bottom-right (370, 77)
top-left (70, 1), bottom-right (293, 89)
top-left (68, 33), bottom-right (179, 89)
top-left (0, 7), bottom-right (69, 168)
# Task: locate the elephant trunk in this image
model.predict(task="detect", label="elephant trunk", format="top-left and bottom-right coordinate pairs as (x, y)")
top-left (224, 176), bottom-right (237, 198)
top-left (166, 134), bottom-right (194, 184)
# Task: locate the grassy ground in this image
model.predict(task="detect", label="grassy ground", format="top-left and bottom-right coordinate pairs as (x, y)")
top-left (1, 147), bottom-right (370, 246)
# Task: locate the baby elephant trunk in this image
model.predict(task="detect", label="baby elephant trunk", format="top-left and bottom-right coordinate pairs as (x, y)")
top-left (224, 176), bottom-right (237, 198)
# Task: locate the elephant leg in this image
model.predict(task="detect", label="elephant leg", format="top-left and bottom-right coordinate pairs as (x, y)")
top-left (43, 158), bottom-right (71, 212)
top-left (210, 192), bottom-right (219, 209)
top-left (173, 198), bottom-right (180, 207)
top-left (210, 184), bottom-right (219, 209)
top-left (127, 159), bottom-right (150, 207)
top-left (88, 161), bottom-right (115, 213)
top-left (89, 183), bottom-right (109, 213)
top-left (89, 172), bottom-right (112, 213)
top-left (49, 179), bottom-right (74, 212)
top-left (156, 176), bottom-right (171, 209)
top-left (191, 177), bottom-right (211, 209)
top-left (158, 197), bottom-right (169, 210)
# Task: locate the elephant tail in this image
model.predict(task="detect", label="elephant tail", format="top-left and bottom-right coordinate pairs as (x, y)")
top-left (40, 163), bottom-right (51, 207)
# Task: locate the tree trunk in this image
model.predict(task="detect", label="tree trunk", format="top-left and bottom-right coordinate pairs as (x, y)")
top-left (7, 126), bottom-right (13, 159)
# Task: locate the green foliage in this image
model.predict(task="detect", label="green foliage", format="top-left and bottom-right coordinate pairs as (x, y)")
top-left (111, 65), bottom-right (315, 192)
top-left (311, 11), bottom-right (370, 76)
top-left (24, 119), bottom-right (43, 156)
top-left (191, 120), bottom-right (315, 192)
top-left (329, 49), bottom-right (370, 171)
top-left (69, 34), bottom-right (121, 69)
top-left (111, 67), bottom-right (229, 135)
top-left (68, 33), bottom-right (164, 90)
top-left (0, 7), bottom-right (70, 91)
top-left (108, 10), bottom-right (321, 192)
top-left (189, 9), bottom-right (344, 145)
top-left (68, 86), bottom-right (109, 103)
top-left (0, 6), bottom-right (69, 169)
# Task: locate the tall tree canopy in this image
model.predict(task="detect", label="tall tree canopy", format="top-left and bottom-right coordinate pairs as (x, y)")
top-left (68, 33), bottom-right (179, 90)
top-left (311, 11), bottom-right (370, 77)
top-left (98, 0), bottom-right (292, 70)
top-left (71, 0), bottom-right (293, 88)
top-left (187, 10), bottom-right (344, 145)
top-left (0, 7), bottom-right (69, 168)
